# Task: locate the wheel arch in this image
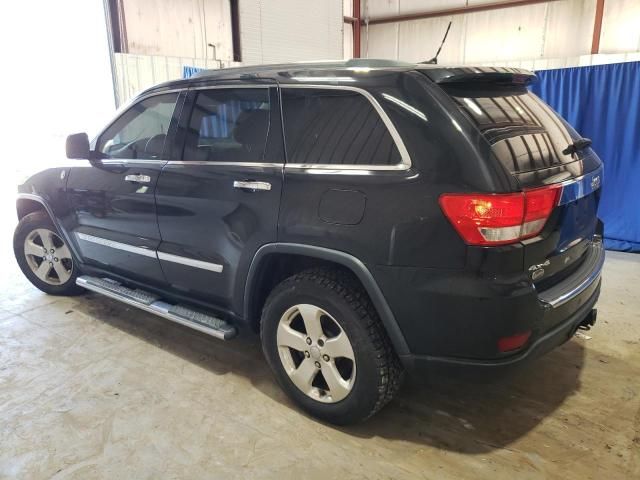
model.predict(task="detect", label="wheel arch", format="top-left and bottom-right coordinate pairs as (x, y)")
top-left (17, 195), bottom-right (49, 220)
top-left (16, 194), bottom-right (81, 261)
top-left (244, 243), bottom-right (410, 356)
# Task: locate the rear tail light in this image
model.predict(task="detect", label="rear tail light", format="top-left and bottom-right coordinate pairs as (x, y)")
top-left (498, 331), bottom-right (532, 352)
top-left (439, 185), bottom-right (561, 246)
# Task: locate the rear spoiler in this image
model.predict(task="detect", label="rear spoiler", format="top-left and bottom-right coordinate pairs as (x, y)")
top-left (418, 66), bottom-right (536, 86)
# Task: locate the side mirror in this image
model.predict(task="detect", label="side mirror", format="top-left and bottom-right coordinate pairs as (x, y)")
top-left (66, 133), bottom-right (90, 159)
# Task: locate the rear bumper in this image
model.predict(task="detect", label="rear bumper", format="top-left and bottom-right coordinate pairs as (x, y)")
top-left (399, 280), bottom-right (600, 375)
top-left (373, 239), bottom-right (604, 373)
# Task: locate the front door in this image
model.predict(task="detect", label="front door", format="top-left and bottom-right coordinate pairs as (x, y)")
top-left (154, 85), bottom-right (284, 314)
top-left (65, 91), bottom-right (182, 285)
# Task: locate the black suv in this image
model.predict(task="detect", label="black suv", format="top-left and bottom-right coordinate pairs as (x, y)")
top-left (14, 60), bottom-right (604, 424)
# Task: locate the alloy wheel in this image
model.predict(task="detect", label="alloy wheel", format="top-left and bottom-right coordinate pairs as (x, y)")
top-left (277, 304), bottom-right (356, 403)
top-left (23, 228), bottom-right (73, 285)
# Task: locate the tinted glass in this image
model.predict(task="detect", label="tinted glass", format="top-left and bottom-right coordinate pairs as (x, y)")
top-left (183, 88), bottom-right (270, 162)
top-left (98, 93), bottom-right (178, 160)
top-left (443, 85), bottom-right (579, 173)
top-left (281, 88), bottom-right (401, 166)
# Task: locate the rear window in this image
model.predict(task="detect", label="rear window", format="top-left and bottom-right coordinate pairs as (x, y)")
top-left (281, 88), bottom-right (401, 166)
top-left (443, 85), bottom-right (579, 174)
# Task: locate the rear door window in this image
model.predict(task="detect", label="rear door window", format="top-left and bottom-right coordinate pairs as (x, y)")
top-left (182, 88), bottom-right (270, 162)
top-left (281, 88), bottom-right (401, 166)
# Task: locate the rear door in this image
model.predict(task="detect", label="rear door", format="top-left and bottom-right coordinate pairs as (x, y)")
top-left (430, 71), bottom-right (603, 288)
top-left (66, 91), bottom-right (182, 285)
top-left (154, 84), bottom-right (284, 313)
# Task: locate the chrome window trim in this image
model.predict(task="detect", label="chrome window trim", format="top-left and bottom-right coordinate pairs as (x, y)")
top-left (281, 84), bottom-right (412, 171)
top-left (166, 161), bottom-right (283, 167)
top-left (158, 251), bottom-right (223, 273)
top-left (285, 162), bottom-right (410, 172)
top-left (557, 165), bottom-right (603, 206)
top-left (76, 232), bottom-right (157, 258)
top-left (189, 84), bottom-right (272, 91)
top-left (99, 159), bottom-right (167, 165)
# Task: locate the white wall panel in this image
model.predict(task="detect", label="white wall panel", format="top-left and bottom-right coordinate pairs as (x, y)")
top-left (398, 16), bottom-right (466, 63)
top-left (365, 0), bottom-right (535, 18)
top-left (365, 0), bottom-right (401, 18)
top-left (463, 3), bottom-right (548, 63)
top-left (363, 0), bottom-right (640, 65)
top-left (344, 0), bottom-right (353, 17)
top-left (240, 0), bottom-right (343, 64)
top-left (122, 0), bottom-right (233, 61)
top-left (113, 53), bottom-right (240, 105)
top-left (599, 0), bottom-right (640, 54)
top-left (344, 22), bottom-right (354, 59)
top-left (543, 0), bottom-right (596, 58)
top-left (365, 23), bottom-right (399, 59)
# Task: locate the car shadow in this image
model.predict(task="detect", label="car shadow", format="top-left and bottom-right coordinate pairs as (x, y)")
top-left (341, 340), bottom-right (585, 453)
top-left (76, 292), bottom-right (585, 454)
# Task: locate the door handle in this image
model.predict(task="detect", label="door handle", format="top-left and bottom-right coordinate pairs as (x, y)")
top-left (125, 174), bottom-right (151, 183)
top-left (233, 180), bottom-right (271, 191)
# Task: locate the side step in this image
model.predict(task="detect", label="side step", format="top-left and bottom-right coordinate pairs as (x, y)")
top-left (76, 276), bottom-right (237, 340)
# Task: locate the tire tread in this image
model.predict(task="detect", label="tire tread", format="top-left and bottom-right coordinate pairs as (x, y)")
top-left (261, 267), bottom-right (403, 421)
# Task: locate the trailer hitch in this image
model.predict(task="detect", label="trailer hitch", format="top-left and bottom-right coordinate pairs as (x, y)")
top-left (578, 309), bottom-right (598, 331)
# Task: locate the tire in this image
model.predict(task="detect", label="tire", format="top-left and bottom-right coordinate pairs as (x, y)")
top-left (261, 267), bottom-right (403, 425)
top-left (13, 211), bottom-right (84, 296)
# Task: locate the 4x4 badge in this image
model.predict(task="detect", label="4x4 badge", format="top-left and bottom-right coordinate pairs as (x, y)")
top-left (591, 175), bottom-right (601, 190)
top-left (528, 260), bottom-right (551, 272)
top-left (529, 259), bottom-right (550, 280)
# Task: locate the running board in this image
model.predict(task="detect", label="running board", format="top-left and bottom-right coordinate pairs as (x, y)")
top-left (76, 276), bottom-right (237, 340)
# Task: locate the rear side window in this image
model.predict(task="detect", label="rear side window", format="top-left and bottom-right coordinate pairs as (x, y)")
top-left (98, 93), bottom-right (178, 160)
top-left (183, 88), bottom-right (270, 162)
top-left (443, 85), bottom-right (578, 173)
top-left (281, 88), bottom-right (401, 166)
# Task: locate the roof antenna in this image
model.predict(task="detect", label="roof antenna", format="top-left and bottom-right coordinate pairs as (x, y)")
top-left (421, 21), bottom-right (452, 64)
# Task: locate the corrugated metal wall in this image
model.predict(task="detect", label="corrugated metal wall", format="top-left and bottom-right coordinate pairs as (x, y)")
top-left (113, 54), bottom-right (243, 105)
top-left (120, 0), bottom-right (234, 60)
top-left (113, 0), bottom-right (347, 105)
top-left (239, 0), bottom-right (344, 64)
top-left (362, 0), bottom-right (640, 65)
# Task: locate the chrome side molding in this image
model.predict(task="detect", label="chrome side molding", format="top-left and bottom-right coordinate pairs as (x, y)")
top-left (157, 251), bottom-right (223, 273)
top-left (75, 232), bottom-right (223, 273)
top-left (76, 232), bottom-right (157, 258)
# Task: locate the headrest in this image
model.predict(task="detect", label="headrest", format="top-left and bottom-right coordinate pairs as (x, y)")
top-left (233, 109), bottom-right (269, 146)
top-left (144, 133), bottom-right (166, 158)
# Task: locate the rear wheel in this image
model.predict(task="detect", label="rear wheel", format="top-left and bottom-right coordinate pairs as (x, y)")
top-left (261, 268), bottom-right (403, 424)
top-left (14, 211), bottom-right (84, 295)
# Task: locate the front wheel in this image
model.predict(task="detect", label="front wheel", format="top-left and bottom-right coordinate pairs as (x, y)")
top-left (261, 268), bottom-right (403, 425)
top-left (13, 211), bottom-right (84, 296)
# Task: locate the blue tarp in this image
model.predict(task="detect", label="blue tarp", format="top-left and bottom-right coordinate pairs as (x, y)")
top-left (182, 65), bottom-right (205, 79)
top-left (530, 62), bottom-right (640, 252)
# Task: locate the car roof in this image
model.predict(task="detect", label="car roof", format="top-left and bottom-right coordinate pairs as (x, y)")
top-left (139, 59), bottom-right (534, 97)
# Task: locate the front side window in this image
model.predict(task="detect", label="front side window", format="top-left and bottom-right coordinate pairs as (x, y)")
top-left (182, 88), bottom-right (270, 162)
top-left (98, 93), bottom-right (178, 160)
top-left (281, 88), bottom-right (401, 166)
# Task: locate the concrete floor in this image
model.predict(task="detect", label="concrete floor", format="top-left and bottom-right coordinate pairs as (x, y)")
top-left (1, 205), bottom-right (639, 479)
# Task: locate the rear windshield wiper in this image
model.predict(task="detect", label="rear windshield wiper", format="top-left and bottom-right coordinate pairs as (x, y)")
top-left (562, 137), bottom-right (592, 155)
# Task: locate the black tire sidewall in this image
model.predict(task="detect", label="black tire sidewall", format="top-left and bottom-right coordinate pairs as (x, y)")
top-left (13, 212), bottom-right (83, 296)
top-left (261, 275), bottom-right (383, 424)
